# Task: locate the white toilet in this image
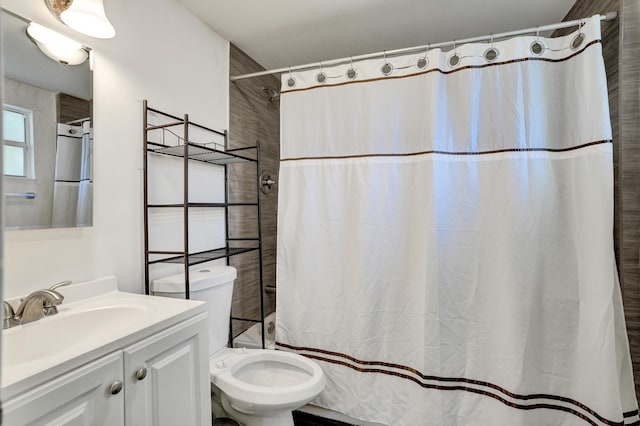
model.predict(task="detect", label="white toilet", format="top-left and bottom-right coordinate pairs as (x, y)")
top-left (152, 266), bottom-right (325, 426)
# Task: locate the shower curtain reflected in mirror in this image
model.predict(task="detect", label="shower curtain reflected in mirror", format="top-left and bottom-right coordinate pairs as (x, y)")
top-left (276, 15), bottom-right (638, 426)
top-left (51, 121), bottom-right (92, 227)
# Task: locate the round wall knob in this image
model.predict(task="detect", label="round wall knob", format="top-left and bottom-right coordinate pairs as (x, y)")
top-left (259, 171), bottom-right (277, 194)
top-left (109, 381), bottom-right (123, 395)
top-left (135, 367), bottom-right (148, 381)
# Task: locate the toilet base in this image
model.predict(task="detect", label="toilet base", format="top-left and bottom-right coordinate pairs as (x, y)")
top-left (221, 393), bottom-right (294, 426)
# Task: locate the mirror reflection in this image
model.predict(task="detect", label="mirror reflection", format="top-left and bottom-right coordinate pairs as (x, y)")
top-left (2, 9), bottom-right (93, 230)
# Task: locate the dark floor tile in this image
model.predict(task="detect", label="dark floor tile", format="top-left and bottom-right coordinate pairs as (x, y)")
top-left (293, 410), bottom-right (357, 426)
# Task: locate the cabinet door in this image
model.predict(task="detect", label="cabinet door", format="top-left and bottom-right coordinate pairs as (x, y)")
top-left (3, 352), bottom-right (124, 426)
top-left (123, 313), bottom-right (210, 426)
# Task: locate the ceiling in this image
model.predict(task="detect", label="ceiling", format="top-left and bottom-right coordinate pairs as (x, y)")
top-left (177, 0), bottom-right (577, 72)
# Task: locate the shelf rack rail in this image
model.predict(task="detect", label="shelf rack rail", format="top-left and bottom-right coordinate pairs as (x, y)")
top-left (143, 100), bottom-right (266, 348)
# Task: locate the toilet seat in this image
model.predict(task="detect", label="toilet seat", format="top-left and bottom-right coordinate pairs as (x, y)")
top-left (210, 348), bottom-right (325, 413)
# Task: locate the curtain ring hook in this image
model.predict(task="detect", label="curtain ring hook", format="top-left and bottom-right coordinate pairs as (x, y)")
top-left (536, 27), bottom-right (540, 40)
top-left (350, 56), bottom-right (354, 68)
top-left (319, 60), bottom-right (323, 71)
top-left (453, 40), bottom-right (457, 53)
top-left (490, 33), bottom-right (494, 47)
top-left (383, 50), bottom-right (387, 62)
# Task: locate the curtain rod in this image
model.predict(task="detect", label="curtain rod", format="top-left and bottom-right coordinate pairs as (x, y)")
top-left (230, 11), bottom-right (617, 82)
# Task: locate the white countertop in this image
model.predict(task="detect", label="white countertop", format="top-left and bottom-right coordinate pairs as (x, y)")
top-left (1, 276), bottom-right (205, 400)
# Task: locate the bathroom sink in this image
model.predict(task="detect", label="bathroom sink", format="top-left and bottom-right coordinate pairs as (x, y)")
top-left (1, 277), bottom-right (206, 399)
top-left (2, 304), bottom-right (147, 367)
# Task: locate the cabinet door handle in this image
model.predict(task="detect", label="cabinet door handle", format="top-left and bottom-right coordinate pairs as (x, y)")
top-left (109, 381), bottom-right (123, 395)
top-left (135, 367), bottom-right (148, 381)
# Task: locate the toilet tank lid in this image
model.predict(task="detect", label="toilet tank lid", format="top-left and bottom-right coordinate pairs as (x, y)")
top-left (151, 265), bottom-right (237, 293)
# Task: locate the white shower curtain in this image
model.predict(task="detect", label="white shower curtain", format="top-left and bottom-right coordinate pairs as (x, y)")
top-left (51, 121), bottom-right (92, 227)
top-left (276, 16), bottom-right (639, 426)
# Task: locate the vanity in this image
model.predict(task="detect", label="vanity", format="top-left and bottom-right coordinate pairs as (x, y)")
top-left (1, 276), bottom-right (211, 426)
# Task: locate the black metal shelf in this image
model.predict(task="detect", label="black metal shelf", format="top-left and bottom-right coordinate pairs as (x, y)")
top-left (143, 100), bottom-right (267, 349)
top-left (148, 202), bottom-right (227, 208)
top-left (148, 246), bottom-right (260, 266)
top-left (147, 202), bottom-right (258, 208)
top-left (147, 141), bottom-right (256, 165)
top-left (231, 317), bottom-right (263, 323)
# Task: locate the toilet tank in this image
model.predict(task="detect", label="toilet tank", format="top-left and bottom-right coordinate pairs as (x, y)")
top-left (152, 266), bottom-right (237, 356)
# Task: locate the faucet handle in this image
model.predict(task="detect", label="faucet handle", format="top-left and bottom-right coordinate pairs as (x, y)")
top-left (3, 301), bottom-right (18, 329)
top-left (49, 280), bottom-right (72, 291)
top-left (4, 300), bottom-right (15, 318)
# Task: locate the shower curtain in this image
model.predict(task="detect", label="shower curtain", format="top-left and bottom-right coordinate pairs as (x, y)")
top-left (51, 121), bottom-right (92, 227)
top-left (276, 16), bottom-right (639, 426)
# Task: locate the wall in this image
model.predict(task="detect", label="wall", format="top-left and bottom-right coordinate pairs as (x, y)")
top-left (228, 44), bottom-right (280, 337)
top-left (620, 0), bottom-right (640, 397)
top-left (2, 0), bottom-right (229, 297)
top-left (3, 78), bottom-right (56, 229)
top-left (57, 93), bottom-right (91, 124)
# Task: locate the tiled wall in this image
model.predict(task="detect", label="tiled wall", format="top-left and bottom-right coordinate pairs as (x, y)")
top-left (561, 0), bottom-right (640, 396)
top-left (620, 0), bottom-right (640, 397)
top-left (228, 44), bottom-right (280, 338)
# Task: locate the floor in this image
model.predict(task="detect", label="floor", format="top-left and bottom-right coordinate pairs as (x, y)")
top-left (293, 411), bottom-right (357, 426)
top-left (212, 412), bottom-right (355, 426)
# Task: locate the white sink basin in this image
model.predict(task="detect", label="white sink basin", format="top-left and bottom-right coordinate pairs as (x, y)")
top-left (1, 277), bottom-right (206, 400)
top-left (3, 304), bottom-right (148, 367)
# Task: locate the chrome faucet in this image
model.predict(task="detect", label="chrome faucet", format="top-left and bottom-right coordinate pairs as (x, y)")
top-left (6, 280), bottom-right (73, 327)
top-left (14, 289), bottom-right (65, 324)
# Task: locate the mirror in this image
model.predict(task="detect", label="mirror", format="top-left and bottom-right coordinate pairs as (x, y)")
top-left (2, 9), bottom-right (93, 230)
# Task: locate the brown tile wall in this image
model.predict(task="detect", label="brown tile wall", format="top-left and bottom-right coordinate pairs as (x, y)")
top-left (228, 44), bottom-right (280, 338)
top-left (56, 93), bottom-right (92, 124)
top-left (620, 0), bottom-right (640, 398)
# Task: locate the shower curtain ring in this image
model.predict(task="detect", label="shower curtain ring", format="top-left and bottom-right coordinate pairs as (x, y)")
top-left (287, 66), bottom-right (296, 88)
top-left (317, 60), bottom-right (327, 84)
top-left (536, 27), bottom-right (540, 40)
top-left (417, 44), bottom-right (430, 69)
top-left (346, 56), bottom-right (358, 80)
top-left (381, 50), bottom-right (394, 75)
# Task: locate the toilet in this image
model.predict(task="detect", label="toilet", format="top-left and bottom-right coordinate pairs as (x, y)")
top-left (152, 266), bottom-right (325, 426)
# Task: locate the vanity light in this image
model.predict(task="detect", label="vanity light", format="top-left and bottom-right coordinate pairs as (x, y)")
top-left (26, 22), bottom-right (89, 65)
top-left (45, 0), bottom-right (116, 39)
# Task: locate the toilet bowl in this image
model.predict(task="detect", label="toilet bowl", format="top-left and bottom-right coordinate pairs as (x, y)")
top-left (211, 348), bottom-right (325, 426)
top-left (152, 266), bottom-right (325, 426)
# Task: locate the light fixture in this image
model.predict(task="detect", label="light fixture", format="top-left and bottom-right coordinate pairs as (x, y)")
top-left (26, 22), bottom-right (89, 65)
top-left (44, 0), bottom-right (115, 39)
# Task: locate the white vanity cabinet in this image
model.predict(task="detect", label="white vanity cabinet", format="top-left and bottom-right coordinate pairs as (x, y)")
top-left (123, 312), bottom-right (209, 426)
top-left (2, 352), bottom-right (125, 425)
top-left (2, 311), bottom-right (210, 426)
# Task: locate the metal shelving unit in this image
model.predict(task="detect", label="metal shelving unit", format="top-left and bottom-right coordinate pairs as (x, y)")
top-left (143, 100), bottom-right (266, 348)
